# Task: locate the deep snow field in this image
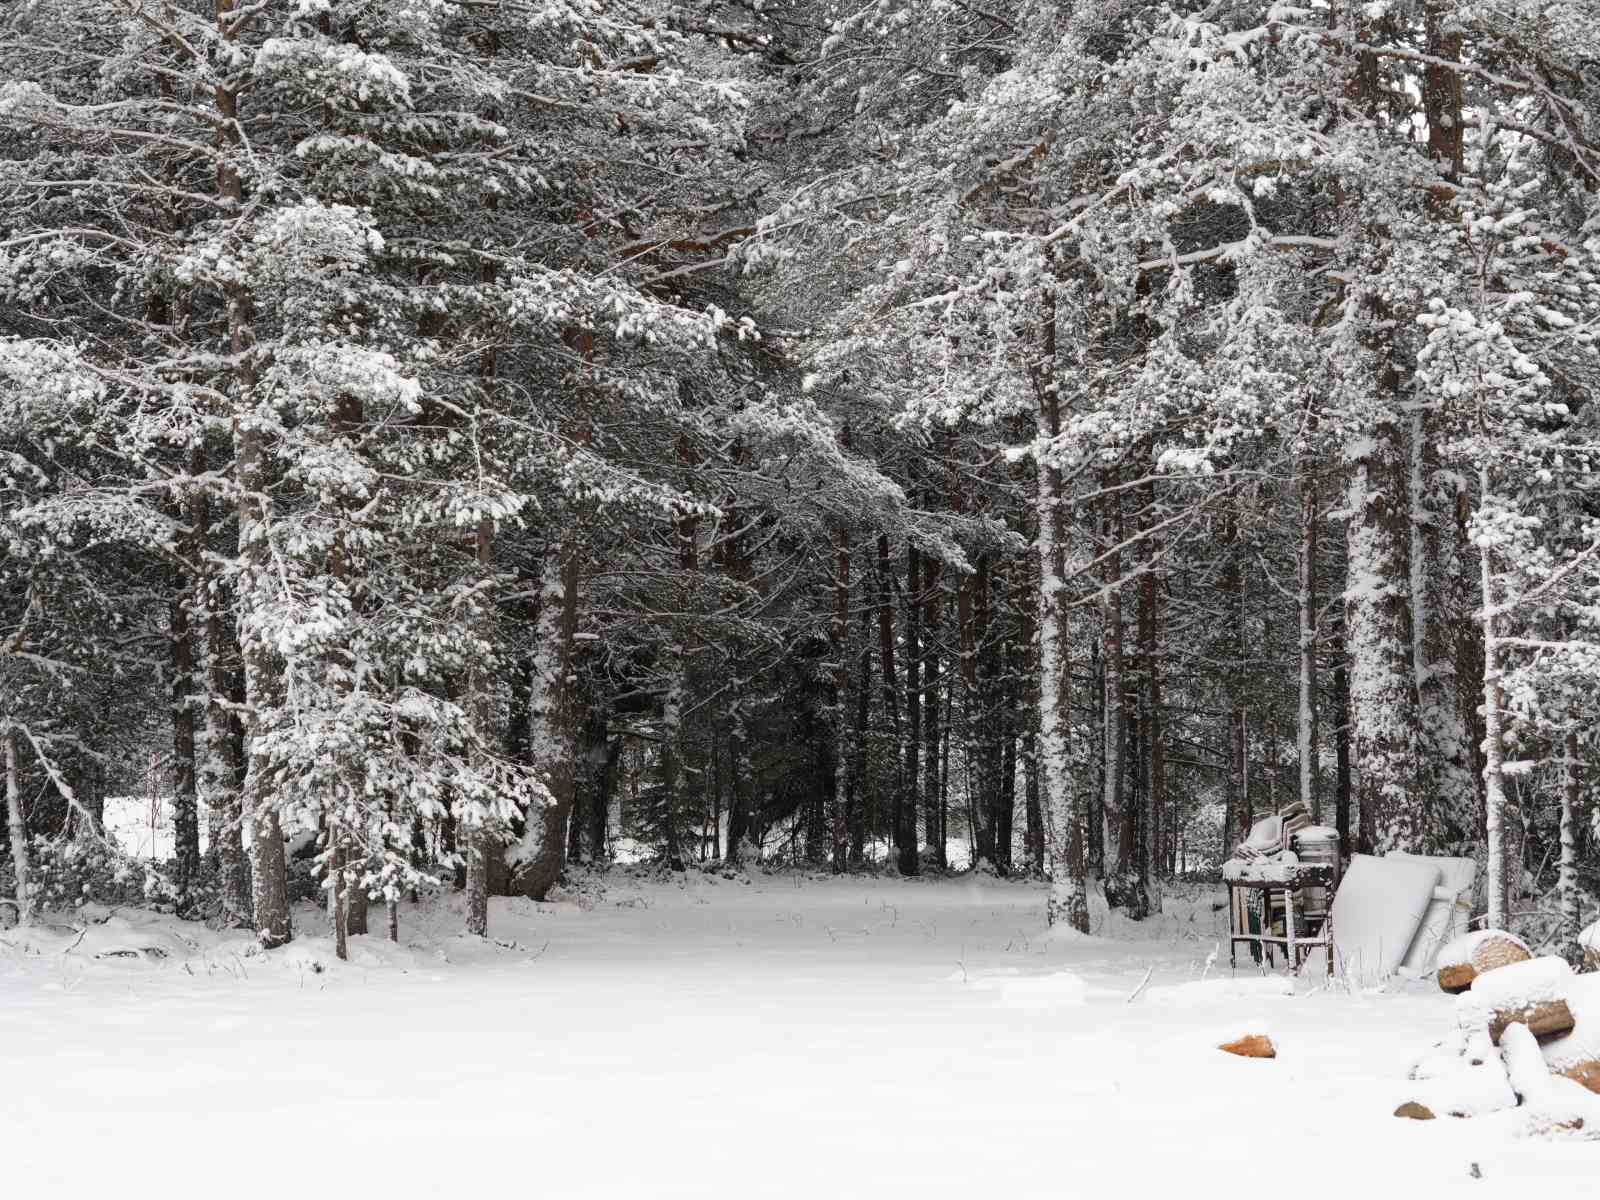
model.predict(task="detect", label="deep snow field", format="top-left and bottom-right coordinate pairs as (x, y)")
top-left (2, 871), bottom-right (1592, 1198)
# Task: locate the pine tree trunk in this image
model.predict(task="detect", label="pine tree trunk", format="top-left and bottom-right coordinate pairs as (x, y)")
top-left (1409, 410), bottom-right (1476, 850)
top-left (1560, 729), bottom-right (1583, 965)
top-left (329, 820), bottom-right (348, 960)
top-left (4, 729), bottom-right (29, 925)
top-left (1331, 627), bottom-right (1354, 859)
top-left (234, 343), bottom-right (290, 949)
top-left (1346, 414), bottom-right (1420, 854)
top-left (1034, 274), bottom-right (1088, 931)
top-left (1100, 472), bottom-right (1139, 911)
top-left (877, 534), bottom-right (910, 874)
top-left (1139, 472), bottom-right (1164, 912)
top-left (169, 583), bottom-right (201, 900)
top-left (1298, 463), bottom-right (1320, 821)
top-left (1479, 466), bottom-right (1510, 931)
top-left (219, 0), bottom-right (288, 949)
top-left (924, 553), bottom-right (945, 868)
top-left (829, 525), bottom-right (851, 873)
top-left (465, 516), bottom-right (496, 938)
top-left (726, 696), bottom-right (753, 866)
top-left (205, 576), bottom-right (251, 926)
top-left (1221, 518), bottom-right (1244, 854)
top-left (513, 544), bottom-right (584, 894)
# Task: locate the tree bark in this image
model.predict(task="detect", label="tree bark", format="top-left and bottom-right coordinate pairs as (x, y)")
top-left (1034, 271), bottom-right (1089, 931)
top-left (4, 729), bottom-right (29, 925)
top-left (464, 516), bottom-right (496, 938)
top-left (829, 524), bottom-right (851, 872)
top-left (1298, 461), bottom-right (1320, 821)
top-left (923, 550), bottom-right (945, 868)
top-left (1560, 729), bottom-right (1583, 965)
top-left (169, 580), bottom-right (201, 899)
top-left (514, 542), bottom-right (584, 893)
top-left (1479, 465), bottom-right (1510, 931)
top-left (1100, 470), bottom-right (1138, 911)
top-left (1138, 471), bottom-right (1164, 912)
top-left (1346, 413), bottom-right (1420, 854)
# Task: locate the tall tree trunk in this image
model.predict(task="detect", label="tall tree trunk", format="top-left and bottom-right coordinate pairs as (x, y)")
top-left (1560, 728), bottom-right (1584, 965)
top-left (1035, 272), bottom-right (1088, 931)
top-left (1298, 462), bottom-right (1321, 821)
top-left (1346, 412), bottom-right (1419, 854)
top-left (512, 542), bottom-right (584, 893)
top-left (233, 323), bottom-right (289, 948)
top-left (1479, 466), bottom-right (1511, 931)
top-left (1410, 413), bottom-right (1477, 851)
top-left (924, 551), bottom-right (945, 868)
top-left (905, 539), bottom-right (924, 870)
top-left (1331, 627), bottom-right (1354, 859)
top-left (219, 0), bottom-right (288, 949)
top-left (4, 729), bottom-right (28, 925)
top-left (169, 579), bottom-right (201, 899)
top-left (878, 534), bottom-right (911, 874)
top-left (1100, 470), bottom-right (1138, 912)
top-left (829, 524), bottom-right (852, 873)
top-left (1221, 515), bottom-right (1244, 854)
top-left (726, 694), bottom-right (753, 866)
top-left (1139, 471), bottom-right (1164, 913)
top-left (205, 576), bottom-right (251, 925)
top-left (465, 517), bottom-right (497, 938)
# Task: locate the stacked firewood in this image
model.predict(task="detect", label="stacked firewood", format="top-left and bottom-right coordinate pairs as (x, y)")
top-left (1394, 934), bottom-right (1600, 1137)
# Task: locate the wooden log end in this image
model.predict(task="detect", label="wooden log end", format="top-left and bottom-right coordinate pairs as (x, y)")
top-left (1438, 963), bottom-right (1477, 993)
top-left (1220, 1033), bottom-right (1276, 1059)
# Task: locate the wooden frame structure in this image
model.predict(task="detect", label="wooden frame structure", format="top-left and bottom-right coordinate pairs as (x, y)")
top-left (1227, 862), bottom-right (1339, 973)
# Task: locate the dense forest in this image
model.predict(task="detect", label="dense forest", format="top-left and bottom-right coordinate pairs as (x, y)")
top-left (1, 0), bottom-right (1597, 957)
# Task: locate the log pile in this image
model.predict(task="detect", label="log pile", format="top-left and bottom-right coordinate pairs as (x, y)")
top-left (1395, 953), bottom-right (1600, 1139)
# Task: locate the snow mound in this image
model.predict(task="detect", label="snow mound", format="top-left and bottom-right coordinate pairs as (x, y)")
top-left (1143, 976), bottom-right (1295, 1006)
top-left (0, 912), bottom-right (199, 964)
top-left (1502, 1023), bottom-right (1600, 1140)
top-left (969, 970), bottom-right (1091, 1009)
top-left (1406, 1059), bottom-right (1517, 1118)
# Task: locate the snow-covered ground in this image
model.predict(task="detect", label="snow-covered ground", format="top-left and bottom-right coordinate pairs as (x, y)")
top-left (1, 872), bottom-right (1591, 1198)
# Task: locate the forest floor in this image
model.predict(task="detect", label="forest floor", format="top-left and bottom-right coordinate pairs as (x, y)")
top-left (2, 869), bottom-right (1592, 1197)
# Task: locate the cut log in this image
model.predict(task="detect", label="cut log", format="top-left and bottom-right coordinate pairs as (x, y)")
top-left (1219, 1034), bottom-right (1276, 1058)
top-left (1393, 1101), bottom-right (1434, 1120)
top-left (1438, 963), bottom-right (1476, 993)
top-left (1436, 930), bottom-right (1531, 993)
top-left (1458, 956), bottom-right (1575, 1045)
top-left (1488, 999), bottom-right (1577, 1045)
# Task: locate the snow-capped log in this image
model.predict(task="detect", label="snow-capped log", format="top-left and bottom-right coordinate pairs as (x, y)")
top-left (1436, 929), bottom-right (1532, 994)
top-left (1458, 957), bottom-right (1577, 1045)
